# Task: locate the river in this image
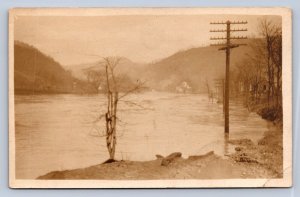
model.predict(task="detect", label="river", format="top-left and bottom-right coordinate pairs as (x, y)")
top-left (14, 92), bottom-right (273, 179)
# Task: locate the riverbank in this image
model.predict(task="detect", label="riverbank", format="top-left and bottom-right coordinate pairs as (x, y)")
top-left (228, 123), bottom-right (283, 178)
top-left (37, 151), bottom-right (273, 180)
top-left (38, 124), bottom-right (282, 180)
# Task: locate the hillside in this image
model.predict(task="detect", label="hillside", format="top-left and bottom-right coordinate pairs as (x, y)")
top-left (14, 41), bottom-right (77, 94)
top-left (142, 45), bottom-right (251, 93)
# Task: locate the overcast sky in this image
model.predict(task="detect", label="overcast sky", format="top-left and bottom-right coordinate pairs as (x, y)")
top-left (14, 15), bottom-right (281, 66)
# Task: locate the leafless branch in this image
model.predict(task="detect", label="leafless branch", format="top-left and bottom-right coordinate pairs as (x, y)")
top-left (118, 80), bottom-right (147, 100)
top-left (119, 99), bottom-right (154, 111)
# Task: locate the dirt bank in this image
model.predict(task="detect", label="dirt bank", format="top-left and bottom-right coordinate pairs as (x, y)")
top-left (38, 134), bottom-right (281, 180)
top-left (228, 123), bottom-right (283, 178)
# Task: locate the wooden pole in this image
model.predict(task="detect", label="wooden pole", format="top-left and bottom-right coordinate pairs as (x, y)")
top-left (225, 21), bottom-right (230, 133)
top-left (210, 20), bottom-right (247, 134)
top-left (222, 79), bottom-right (225, 114)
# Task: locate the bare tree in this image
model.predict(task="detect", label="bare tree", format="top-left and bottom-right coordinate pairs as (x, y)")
top-left (103, 57), bottom-right (120, 161)
top-left (271, 31), bottom-right (282, 107)
top-left (259, 18), bottom-right (282, 106)
top-left (84, 69), bottom-right (105, 92)
top-left (234, 18), bottom-right (282, 117)
top-left (102, 57), bottom-right (145, 161)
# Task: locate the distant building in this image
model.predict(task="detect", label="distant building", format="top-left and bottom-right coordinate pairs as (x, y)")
top-left (176, 81), bottom-right (192, 93)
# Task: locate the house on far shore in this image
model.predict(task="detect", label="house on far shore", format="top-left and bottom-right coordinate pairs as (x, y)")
top-left (176, 81), bottom-right (192, 93)
top-left (98, 85), bottom-right (102, 92)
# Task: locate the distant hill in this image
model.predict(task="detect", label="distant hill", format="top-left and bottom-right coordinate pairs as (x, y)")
top-left (142, 44), bottom-right (251, 93)
top-left (14, 41), bottom-right (83, 94)
top-left (65, 44), bottom-right (252, 93)
top-left (65, 58), bottom-right (147, 82)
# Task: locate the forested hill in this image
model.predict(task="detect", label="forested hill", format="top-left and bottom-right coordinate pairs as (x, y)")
top-left (14, 41), bottom-right (75, 94)
top-left (143, 44), bottom-right (251, 93)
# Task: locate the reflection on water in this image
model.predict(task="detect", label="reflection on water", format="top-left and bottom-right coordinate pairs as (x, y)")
top-left (15, 92), bottom-right (273, 179)
top-left (224, 133), bottom-right (230, 156)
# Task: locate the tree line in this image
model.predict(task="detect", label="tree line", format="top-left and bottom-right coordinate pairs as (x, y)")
top-left (232, 18), bottom-right (282, 120)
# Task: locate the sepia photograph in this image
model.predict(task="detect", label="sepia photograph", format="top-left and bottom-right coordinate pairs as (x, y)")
top-left (9, 8), bottom-right (292, 188)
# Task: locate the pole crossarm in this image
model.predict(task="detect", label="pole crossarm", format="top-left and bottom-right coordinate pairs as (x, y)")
top-left (210, 36), bottom-right (247, 40)
top-left (230, 36), bottom-right (247, 39)
top-left (210, 22), bottom-right (228, 25)
top-left (230, 28), bottom-right (248, 31)
top-left (218, 45), bottom-right (239, 51)
top-left (210, 43), bottom-right (247, 47)
top-left (210, 43), bottom-right (226, 46)
top-left (210, 43), bottom-right (247, 48)
top-left (210, 21), bottom-right (247, 25)
top-left (210, 28), bottom-right (247, 32)
top-left (210, 37), bottom-right (227, 40)
top-left (230, 21), bottom-right (248, 24)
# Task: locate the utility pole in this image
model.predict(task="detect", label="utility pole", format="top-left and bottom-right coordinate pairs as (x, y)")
top-left (210, 20), bottom-right (247, 134)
